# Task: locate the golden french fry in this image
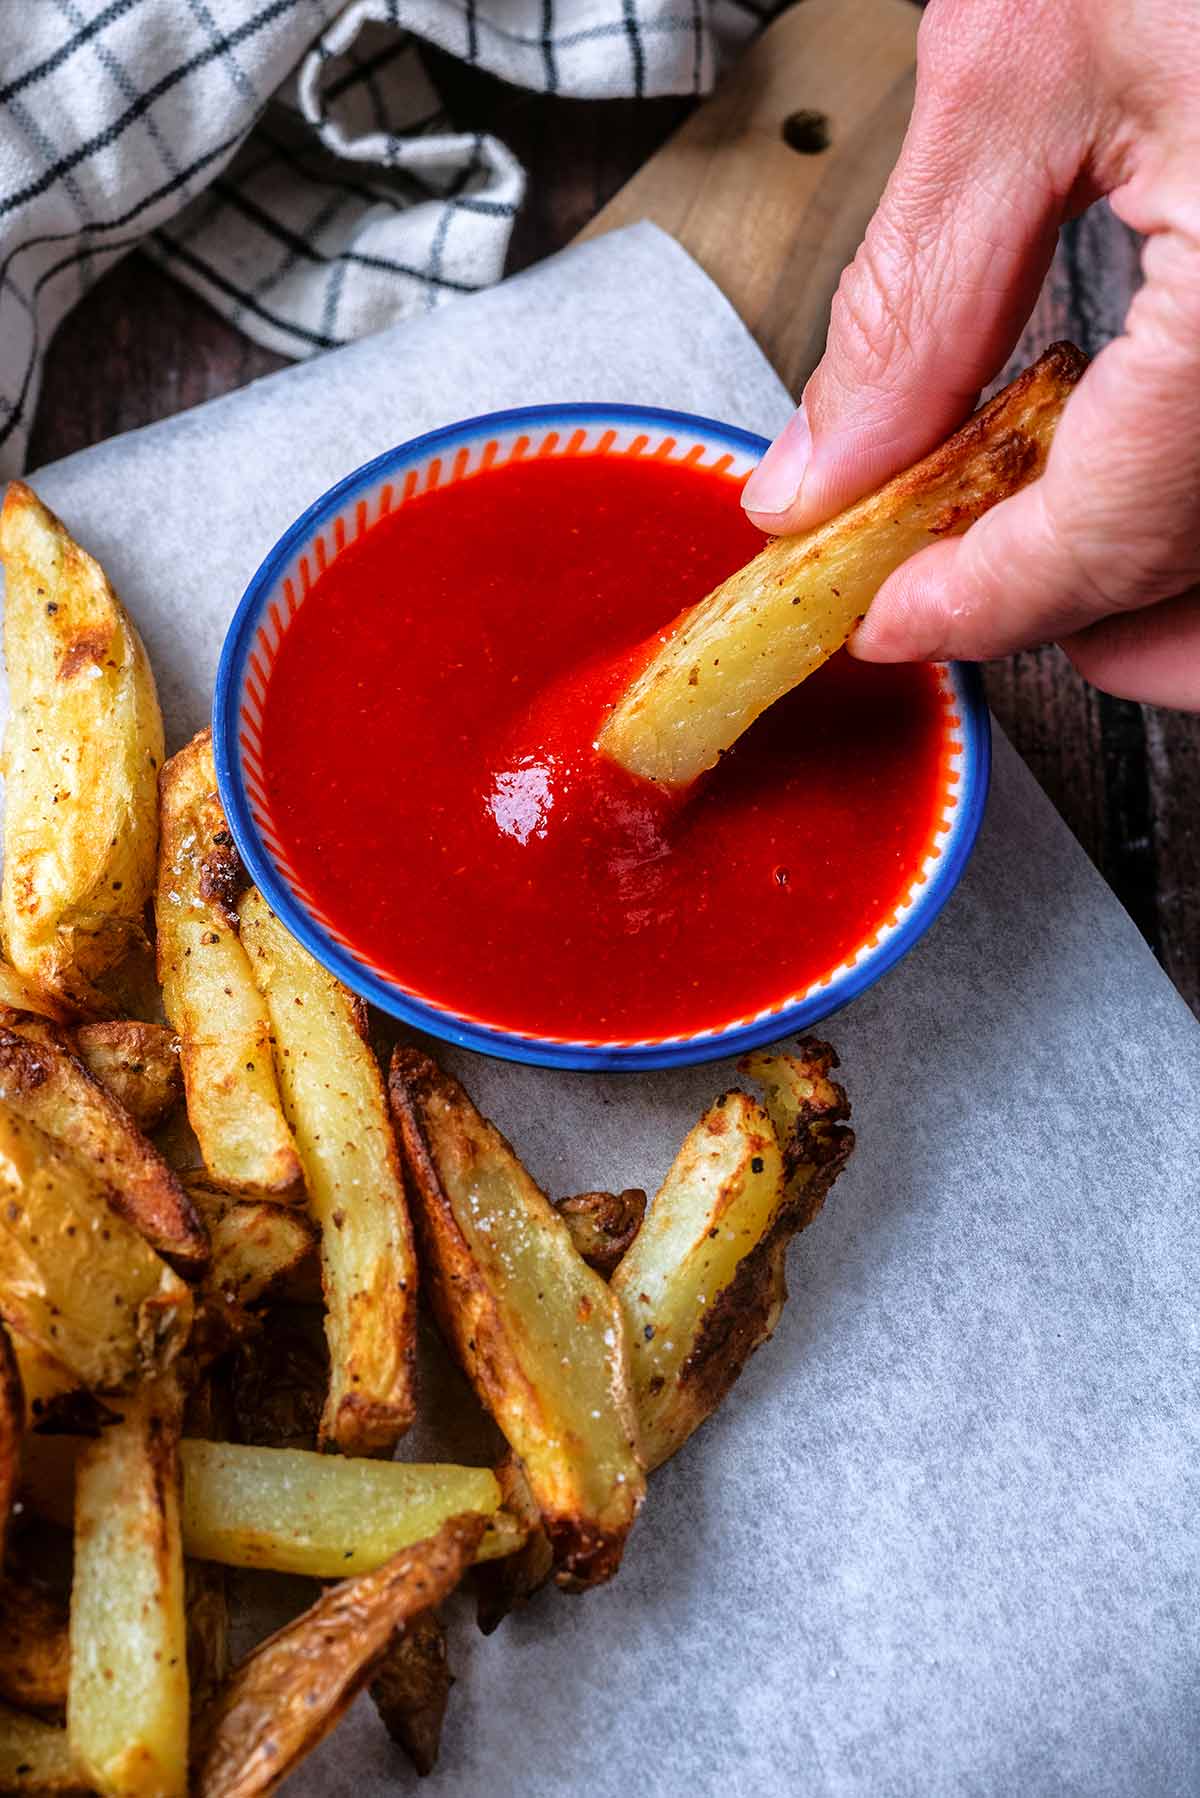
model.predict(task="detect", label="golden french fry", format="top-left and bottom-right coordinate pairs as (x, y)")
top-left (238, 892), bottom-right (417, 1455)
top-left (370, 1609), bottom-right (453, 1778)
top-left (192, 1515), bottom-right (485, 1798)
top-left (185, 1177), bottom-right (316, 1311)
top-left (156, 732), bottom-right (302, 1197)
top-left (68, 1379), bottom-right (188, 1798)
top-left (612, 1090), bottom-right (784, 1471)
top-left (0, 1109), bottom-right (192, 1391)
top-left (0, 1561), bottom-right (70, 1717)
top-left (73, 1021), bottom-right (182, 1133)
top-left (598, 343), bottom-right (1088, 786)
top-left (0, 1702), bottom-right (84, 1793)
top-left (613, 1063), bottom-right (853, 1471)
top-left (178, 1439), bottom-right (520, 1576)
top-left (739, 1039), bottom-right (855, 1227)
top-left (0, 1019), bottom-right (206, 1266)
top-left (390, 1050), bottom-right (645, 1589)
top-left (0, 482), bottom-right (164, 1014)
top-left (556, 1188), bottom-right (646, 1277)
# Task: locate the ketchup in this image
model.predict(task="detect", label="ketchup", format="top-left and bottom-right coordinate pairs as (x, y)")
top-left (260, 452), bottom-right (949, 1040)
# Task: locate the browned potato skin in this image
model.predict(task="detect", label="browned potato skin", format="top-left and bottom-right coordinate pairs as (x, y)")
top-left (0, 1562), bottom-right (70, 1716)
top-left (0, 1018), bottom-right (207, 1267)
top-left (73, 1021), bottom-right (182, 1132)
top-left (556, 1189), bottom-right (646, 1277)
top-left (370, 1609), bottom-right (453, 1777)
top-left (0, 1325), bottom-right (21, 1561)
top-left (193, 1515), bottom-right (485, 1798)
top-left (472, 1453), bottom-right (554, 1636)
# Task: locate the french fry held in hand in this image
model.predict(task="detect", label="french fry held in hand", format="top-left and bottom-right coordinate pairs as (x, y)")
top-left (238, 891), bottom-right (418, 1454)
top-left (0, 1109), bottom-right (192, 1391)
top-left (0, 1018), bottom-right (206, 1267)
top-left (68, 1378), bottom-right (189, 1798)
top-left (156, 731), bottom-right (302, 1197)
top-left (178, 1439), bottom-right (522, 1575)
top-left (598, 343), bottom-right (1088, 787)
top-left (390, 1050), bottom-right (645, 1589)
top-left (73, 1020), bottom-right (182, 1133)
top-left (612, 1047), bottom-right (853, 1471)
top-left (0, 482), bottom-right (165, 1015)
top-left (192, 1515), bottom-right (485, 1798)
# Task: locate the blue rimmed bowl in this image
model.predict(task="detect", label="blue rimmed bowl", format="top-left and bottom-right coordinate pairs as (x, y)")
top-left (214, 403), bottom-right (990, 1072)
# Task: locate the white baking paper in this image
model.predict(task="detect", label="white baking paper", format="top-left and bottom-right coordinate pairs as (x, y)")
top-left (14, 223), bottom-right (1200, 1797)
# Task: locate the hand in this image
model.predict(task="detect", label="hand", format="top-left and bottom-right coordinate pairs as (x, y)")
top-left (740, 0), bottom-right (1200, 709)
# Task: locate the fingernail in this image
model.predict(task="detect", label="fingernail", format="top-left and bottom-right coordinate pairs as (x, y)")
top-left (742, 409), bottom-right (812, 516)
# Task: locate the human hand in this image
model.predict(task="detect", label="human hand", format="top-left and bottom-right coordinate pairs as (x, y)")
top-left (740, 0), bottom-right (1200, 709)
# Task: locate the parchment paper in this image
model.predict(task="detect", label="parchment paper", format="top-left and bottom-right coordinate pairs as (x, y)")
top-left (15, 223), bottom-right (1200, 1796)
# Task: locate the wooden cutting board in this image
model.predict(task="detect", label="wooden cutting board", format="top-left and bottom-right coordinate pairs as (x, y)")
top-left (578, 0), bottom-right (919, 398)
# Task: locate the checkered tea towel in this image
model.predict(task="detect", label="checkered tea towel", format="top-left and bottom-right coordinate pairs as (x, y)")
top-left (0, 0), bottom-right (769, 477)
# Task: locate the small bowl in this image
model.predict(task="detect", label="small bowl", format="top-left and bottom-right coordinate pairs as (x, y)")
top-left (214, 403), bottom-right (990, 1071)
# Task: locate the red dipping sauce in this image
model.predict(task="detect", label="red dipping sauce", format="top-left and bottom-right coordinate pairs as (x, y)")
top-left (260, 453), bottom-right (950, 1042)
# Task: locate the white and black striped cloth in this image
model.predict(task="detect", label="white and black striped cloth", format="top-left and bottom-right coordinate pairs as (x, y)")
top-left (0, 0), bottom-right (771, 476)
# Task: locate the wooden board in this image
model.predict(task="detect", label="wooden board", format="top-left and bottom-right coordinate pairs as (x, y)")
top-left (579, 0), bottom-right (919, 396)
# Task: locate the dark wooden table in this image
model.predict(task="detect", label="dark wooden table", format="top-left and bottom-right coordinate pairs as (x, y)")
top-left (27, 49), bottom-right (1200, 1020)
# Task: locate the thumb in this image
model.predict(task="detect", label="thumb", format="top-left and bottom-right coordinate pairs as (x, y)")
top-left (743, 3), bottom-right (1083, 532)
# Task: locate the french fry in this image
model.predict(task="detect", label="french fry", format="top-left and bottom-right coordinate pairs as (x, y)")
top-left (178, 1440), bottom-right (520, 1575)
top-left (390, 1050), bottom-right (645, 1589)
top-left (185, 1178), bottom-right (317, 1311)
top-left (238, 892), bottom-right (417, 1455)
top-left (613, 1067), bottom-right (852, 1471)
top-left (598, 343), bottom-right (1088, 786)
top-left (0, 1563), bottom-right (70, 1716)
top-left (739, 1040), bottom-right (855, 1227)
top-left (472, 1452), bottom-right (554, 1635)
top-left (156, 732), bottom-right (302, 1197)
top-left (0, 1323), bottom-right (20, 1558)
top-left (0, 958), bottom-right (66, 1025)
top-left (68, 1379), bottom-right (189, 1798)
top-left (0, 482), bottom-right (164, 1014)
top-left (0, 1110), bottom-right (192, 1391)
top-left (0, 1019), bottom-right (207, 1266)
top-left (370, 1609), bottom-right (453, 1777)
top-left (192, 1515), bottom-right (485, 1798)
top-left (556, 1188), bottom-right (646, 1277)
top-left (73, 1021), bottom-right (182, 1133)
top-left (0, 1702), bottom-right (84, 1793)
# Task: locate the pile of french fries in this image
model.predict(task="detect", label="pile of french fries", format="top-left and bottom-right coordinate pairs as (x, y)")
top-left (0, 478), bottom-right (855, 1796)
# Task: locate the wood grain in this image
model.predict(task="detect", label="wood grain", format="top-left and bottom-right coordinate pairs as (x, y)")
top-left (24, 17), bottom-right (1199, 1018)
top-left (579, 0), bottom-right (918, 395)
